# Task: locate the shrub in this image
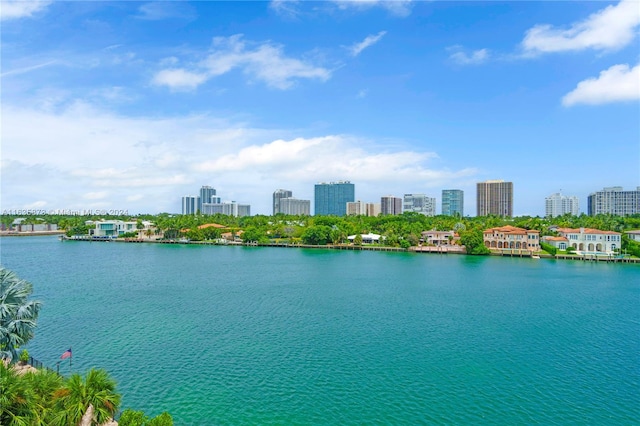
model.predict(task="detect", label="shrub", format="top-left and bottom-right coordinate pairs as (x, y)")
top-left (540, 242), bottom-right (557, 256)
top-left (19, 349), bottom-right (30, 364)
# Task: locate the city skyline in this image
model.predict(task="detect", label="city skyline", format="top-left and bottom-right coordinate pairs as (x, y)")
top-left (2, 1), bottom-right (638, 216)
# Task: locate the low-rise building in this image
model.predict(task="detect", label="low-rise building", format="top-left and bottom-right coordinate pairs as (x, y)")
top-left (347, 233), bottom-right (383, 244)
top-left (483, 225), bottom-right (540, 251)
top-left (541, 236), bottom-right (570, 250)
top-left (89, 220), bottom-right (153, 237)
top-left (625, 230), bottom-right (640, 242)
top-left (555, 227), bottom-right (621, 253)
top-left (420, 230), bottom-right (458, 246)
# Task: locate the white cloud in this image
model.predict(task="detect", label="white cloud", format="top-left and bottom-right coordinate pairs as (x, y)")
top-left (562, 63), bottom-right (640, 106)
top-left (449, 48), bottom-right (490, 65)
top-left (0, 60), bottom-right (58, 77)
top-left (331, 0), bottom-right (413, 17)
top-left (136, 2), bottom-right (196, 21)
top-left (152, 34), bottom-right (331, 90)
top-left (348, 31), bottom-right (387, 56)
top-left (1, 101), bottom-right (477, 214)
top-left (269, 0), bottom-right (301, 19)
top-left (522, 0), bottom-right (640, 54)
top-left (0, 0), bottom-right (51, 20)
top-left (152, 69), bottom-right (208, 91)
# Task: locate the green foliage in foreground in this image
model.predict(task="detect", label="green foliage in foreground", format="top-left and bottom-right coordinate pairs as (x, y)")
top-left (0, 268), bottom-right (42, 362)
top-left (0, 362), bottom-right (172, 426)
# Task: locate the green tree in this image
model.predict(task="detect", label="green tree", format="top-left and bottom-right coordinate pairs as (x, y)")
top-left (0, 268), bottom-right (42, 363)
top-left (0, 361), bottom-right (35, 426)
top-left (118, 408), bottom-right (148, 426)
top-left (146, 412), bottom-right (174, 426)
top-left (353, 234), bottom-right (363, 246)
top-left (301, 225), bottom-right (332, 245)
top-left (52, 368), bottom-right (121, 426)
top-left (23, 368), bottom-right (64, 425)
top-left (459, 229), bottom-right (490, 255)
top-left (241, 226), bottom-right (269, 244)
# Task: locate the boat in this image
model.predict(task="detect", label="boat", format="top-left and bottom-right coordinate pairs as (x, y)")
top-left (532, 255), bottom-right (540, 259)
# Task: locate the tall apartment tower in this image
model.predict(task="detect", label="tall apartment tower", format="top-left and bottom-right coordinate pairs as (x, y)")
top-left (314, 181), bottom-right (355, 216)
top-left (273, 189), bottom-right (293, 215)
top-left (381, 195), bottom-right (403, 215)
top-left (199, 186), bottom-right (217, 212)
top-left (348, 201), bottom-right (381, 216)
top-left (587, 186), bottom-right (640, 216)
top-left (403, 194), bottom-right (436, 216)
top-left (442, 189), bottom-right (464, 216)
top-left (279, 198), bottom-right (311, 215)
top-left (181, 196), bottom-right (199, 215)
top-left (477, 180), bottom-right (513, 217)
top-left (545, 192), bottom-right (579, 217)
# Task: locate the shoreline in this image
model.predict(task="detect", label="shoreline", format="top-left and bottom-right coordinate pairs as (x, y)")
top-left (0, 231), bottom-right (66, 237)
top-left (50, 235), bottom-right (640, 264)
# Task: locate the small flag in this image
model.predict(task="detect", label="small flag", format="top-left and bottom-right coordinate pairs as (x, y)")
top-left (60, 348), bottom-right (72, 359)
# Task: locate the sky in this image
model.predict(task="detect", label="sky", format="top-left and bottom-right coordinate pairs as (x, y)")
top-left (1, 0), bottom-right (639, 216)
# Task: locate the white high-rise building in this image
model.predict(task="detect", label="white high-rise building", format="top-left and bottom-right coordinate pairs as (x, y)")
top-left (181, 196), bottom-right (199, 215)
top-left (279, 198), bottom-right (311, 215)
top-left (588, 187), bottom-right (640, 216)
top-left (545, 192), bottom-right (580, 217)
top-left (273, 189), bottom-right (293, 215)
top-left (403, 194), bottom-right (436, 216)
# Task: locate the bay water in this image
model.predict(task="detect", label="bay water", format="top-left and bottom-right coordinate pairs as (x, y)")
top-left (1, 236), bottom-right (638, 425)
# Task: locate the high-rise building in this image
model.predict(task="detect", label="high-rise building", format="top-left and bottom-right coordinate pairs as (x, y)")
top-left (201, 201), bottom-right (250, 217)
top-left (366, 203), bottom-right (381, 217)
top-left (279, 198), bottom-right (311, 215)
top-left (403, 194), bottom-right (436, 216)
top-left (381, 195), bottom-right (403, 215)
top-left (545, 192), bottom-right (579, 217)
top-left (273, 189), bottom-right (293, 215)
top-left (314, 181), bottom-right (355, 216)
top-left (587, 187), bottom-right (640, 216)
top-left (347, 201), bottom-right (380, 216)
top-left (477, 180), bottom-right (513, 217)
top-left (199, 186), bottom-right (217, 212)
top-left (181, 196), bottom-right (199, 215)
top-left (442, 189), bottom-right (464, 216)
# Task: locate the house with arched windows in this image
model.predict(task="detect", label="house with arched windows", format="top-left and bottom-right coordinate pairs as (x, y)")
top-left (483, 225), bottom-right (540, 252)
top-left (554, 228), bottom-right (621, 254)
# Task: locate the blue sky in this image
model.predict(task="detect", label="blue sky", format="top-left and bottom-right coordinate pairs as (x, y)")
top-left (2, 0), bottom-right (639, 216)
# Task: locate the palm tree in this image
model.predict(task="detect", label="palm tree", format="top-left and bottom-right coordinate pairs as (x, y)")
top-left (0, 267), bottom-right (42, 362)
top-left (52, 368), bottom-right (121, 426)
top-left (0, 360), bottom-right (36, 426)
top-left (22, 369), bottom-right (64, 425)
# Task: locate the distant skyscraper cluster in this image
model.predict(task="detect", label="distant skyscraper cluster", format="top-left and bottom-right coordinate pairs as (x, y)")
top-left (588, 186), bottom-right (640, 216)
top-left (182, 185), bottom-right (250, 217)
top-left (545, 192), bottom-right (579, 217)
top-left (273, 189), bottom-right (310, 215)
top-left (180, 180), bottom-right (636, 218)
top-left (477, 180), bottom-right (513, 217)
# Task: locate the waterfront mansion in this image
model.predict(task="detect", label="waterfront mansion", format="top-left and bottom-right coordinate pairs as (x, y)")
top-left (542, 227), bottom-right (621, 254)
top-left (483, 225), bottom-right (540, 252)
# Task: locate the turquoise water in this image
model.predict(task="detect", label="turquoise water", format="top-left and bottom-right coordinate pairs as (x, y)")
top-left (1, 236), bottom-right (639, 425)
